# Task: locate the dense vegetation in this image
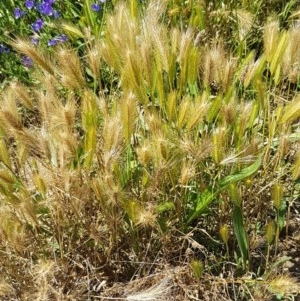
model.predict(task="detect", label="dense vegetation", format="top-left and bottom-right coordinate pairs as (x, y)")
top-left (0, 0), bottom-right (299, 300)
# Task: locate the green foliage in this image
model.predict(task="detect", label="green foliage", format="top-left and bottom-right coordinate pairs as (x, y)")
top-left (219, 157), bottom-right (261, 189)
top-left (233, 204), bottom-right (249, 268)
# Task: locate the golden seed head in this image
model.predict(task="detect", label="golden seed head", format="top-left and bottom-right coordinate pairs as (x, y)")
top-left (190, 259), bottom-right (204, 279)
top-left (266, 220), bottom-right (276, 245)
top-left (137, 145), bottom-right (152, 166)
top-left (219, 224), bottom-right (229, 244)
top-left (136, 206), bottom-right (157, 228)
top-left (272, 184), bottom-right (284, 210)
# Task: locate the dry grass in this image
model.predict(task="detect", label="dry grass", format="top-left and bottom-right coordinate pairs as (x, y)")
top-left (0, 1), bottom-right (299, 300)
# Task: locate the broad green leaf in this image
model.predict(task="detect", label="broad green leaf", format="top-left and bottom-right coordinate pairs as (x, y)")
top-left (185, 157), bottom-right (261, 225)
top-left (228, 183), bottom-right (241, 207)
top-left (219, 157), bottom-right (261, 188)
top-left (233, 205), bottom-right (249, 264)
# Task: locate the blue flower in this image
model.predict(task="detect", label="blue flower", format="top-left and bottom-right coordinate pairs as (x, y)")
top-left (48, 39), bottom-right (57, 46)
top-left (37, 2), bottom-right (53, 16)
top-left (57, 34), bottom-right (68, 42)
top-left (48, 34), bottom-right (68, 46)
top-left (91, 3), bottom-right (101, 12)
top-left (31, 18), bottom-right (44, 32)
top-left (25, 0), bottom-right (35, 9)
top-left (99, 0), bottom-right (106, 2)
top-left (21, 56), bottom-right (33, 67)
top-left (14, 8), bottom-right (26, 19)
top-left (44, 0), bottom-right (55, 4)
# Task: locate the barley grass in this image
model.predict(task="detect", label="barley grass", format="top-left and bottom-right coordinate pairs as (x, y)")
top-left (0, 0), bottom-right (299, 300)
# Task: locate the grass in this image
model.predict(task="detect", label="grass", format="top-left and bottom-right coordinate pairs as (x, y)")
top-left (0, 0), bottom-right (300, 300)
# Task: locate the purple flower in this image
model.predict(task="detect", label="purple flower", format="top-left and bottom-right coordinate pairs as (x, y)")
top-left (25, 0), bottom-right (35, 9)
top-left (44, 0), bottom-right (55, 4)
top-left (57, 34), bottom-right (68, 42)
top-left (99, 0), bottom-right (106, 2)
top-left (48, 38), bottom-right (57, 46)
top-left (91, 3), bottom-right (101, 12)
top-left (14, 8), bottom-right (26, 19)
top-left (21, 56), bottom-right (33, 67)
top-left (31, 18), bottom-right (44, 32)
top-left (37, 2), bottom-right (53, 16)
top-left (48, 34), bottom-right (68, 46)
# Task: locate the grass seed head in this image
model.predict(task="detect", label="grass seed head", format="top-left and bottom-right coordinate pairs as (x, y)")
top-left (236, 9), bottom-right (254, 41)
top-left (268, 274), bottom-right (300, 297)
top-left (137, 144), bottom-right (152, 166)
top-left (266, 220), bottom-right (276, 245)
top-left (9, 81), bottom-right (34, 111)
top-left (264, 19), bottom-right (280, 62)
top-left (136, 205), bottom-right (157, 229)
top-left (180, 162), bottom-right (195, 186)
top-left (9, 38), bottom-right (55, 75)
top-left (219, 224), bottom-right (229, 244)
top-left (56, 47), bottom-right (86, 90)
top-left (271, 184), bottom-right (284, 210)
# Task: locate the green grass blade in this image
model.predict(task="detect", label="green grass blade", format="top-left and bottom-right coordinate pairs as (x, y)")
top-left (186, 156), bottom-right (261, 225)
top-left (219, 157), bottom-right (261, 189)
top-left (233, 205), bottom-right (249, 265)
top-left (277, 201), bottom-right (286, 231)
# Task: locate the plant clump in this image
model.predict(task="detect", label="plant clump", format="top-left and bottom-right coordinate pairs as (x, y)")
top-left (0, 0), bottom-right (300, 300)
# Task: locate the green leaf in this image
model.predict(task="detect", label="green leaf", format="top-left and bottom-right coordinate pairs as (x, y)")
top-left (228, 183), bottom-right (241, 207)
top-left (186, 189), bottom-right (216, 225)
top-left (277, 201), bottom-right (286, 231)
top-left (219, 157), bottom-right (261, 189)
top-left (233, 205), bottom-right (249, 264)
top-left (185, 160), bottom-right (260, 225)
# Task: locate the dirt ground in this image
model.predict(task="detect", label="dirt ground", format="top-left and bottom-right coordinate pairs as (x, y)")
top-left (98, 200), bottom-right (300, 301)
